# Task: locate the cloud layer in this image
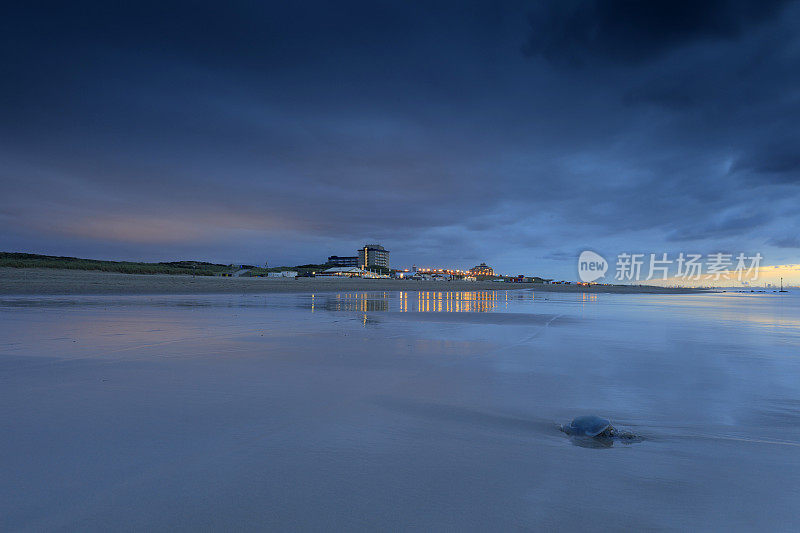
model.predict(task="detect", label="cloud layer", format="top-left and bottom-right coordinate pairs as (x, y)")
top-left (2, 1), bottom-right (799, 276)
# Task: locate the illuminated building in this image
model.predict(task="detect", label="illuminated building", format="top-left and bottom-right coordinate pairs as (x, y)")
top-left (470, 262), bottom-right (494, 276)
top-left (395, 266), bottom-right (483, 279)
top-left (358, 244), bottom-right (390, 269)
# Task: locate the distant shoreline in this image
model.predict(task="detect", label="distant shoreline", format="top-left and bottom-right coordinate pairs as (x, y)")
top-left (0, 268), bottom-right (708, 295)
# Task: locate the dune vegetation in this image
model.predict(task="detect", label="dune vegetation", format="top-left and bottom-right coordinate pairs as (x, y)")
top-left (0, 252), bottom-right (233, 276)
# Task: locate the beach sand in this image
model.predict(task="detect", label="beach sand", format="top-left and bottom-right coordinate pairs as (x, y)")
top-left (2, 290), bottom-right (797, 530)
top-left (0, 267), bottom-right (703, 295)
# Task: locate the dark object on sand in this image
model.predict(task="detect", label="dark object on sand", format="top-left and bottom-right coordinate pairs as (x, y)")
top-left (561, 415), bottom-right (614, 437)
top-left (560, 415), bottom-right (643, 447)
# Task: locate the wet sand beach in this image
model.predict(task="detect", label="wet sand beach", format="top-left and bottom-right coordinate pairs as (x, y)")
top-left (1, 290), bottom-right (798, 530)
top-left (0, 268), bottom-right (704, 295)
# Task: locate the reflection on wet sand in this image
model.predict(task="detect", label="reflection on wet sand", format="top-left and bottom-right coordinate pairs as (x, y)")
top-left (316, 291), bottom-right (509, 313)
top-left (2, 291), bottom-right (800, 530)
top-left (656, 292), bottom-right (800, 333)
top-left (310, 290), bottom-right (603, 317)
top-left (579, 292), bottom-right (598, 303)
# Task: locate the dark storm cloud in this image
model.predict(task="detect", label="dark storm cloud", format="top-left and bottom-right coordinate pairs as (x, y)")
top-left (1, 1), bottom-right (800, 274)
top-left (770, 235), bottom-right (800, 249)
top-left (522, 0), bottom-right (792, 66)
top-left (733, 145), bottom-right (800, 181)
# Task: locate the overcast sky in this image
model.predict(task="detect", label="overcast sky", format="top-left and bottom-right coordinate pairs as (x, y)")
top-left (2, 1), bottom-right (799, 276)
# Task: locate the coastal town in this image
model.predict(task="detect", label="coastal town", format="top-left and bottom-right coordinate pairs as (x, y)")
top-left (247, 243), bottom-right (557, 284)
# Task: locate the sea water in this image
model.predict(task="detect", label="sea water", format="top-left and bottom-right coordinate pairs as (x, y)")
top-left (1, 290), bottom-right (799, 530)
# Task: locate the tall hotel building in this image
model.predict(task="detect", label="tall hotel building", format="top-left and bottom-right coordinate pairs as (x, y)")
top-left (358, 244), bottom-right (390, 269)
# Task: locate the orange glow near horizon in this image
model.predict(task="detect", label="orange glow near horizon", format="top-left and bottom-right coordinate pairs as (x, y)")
top-left (647, 263), bottom-right (800, 287)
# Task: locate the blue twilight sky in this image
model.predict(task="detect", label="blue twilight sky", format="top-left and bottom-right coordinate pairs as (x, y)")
top-left (2, 1), bottom-right (800, 277)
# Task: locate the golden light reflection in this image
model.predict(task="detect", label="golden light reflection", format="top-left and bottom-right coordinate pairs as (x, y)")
top-left (316, 291), bottom-right (508, 314)
top-left (417, 291), bottom-right (494, 313)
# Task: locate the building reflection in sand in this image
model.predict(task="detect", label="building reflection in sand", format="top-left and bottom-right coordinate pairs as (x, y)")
top-left (315, 291), bottom-right (508, 314)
